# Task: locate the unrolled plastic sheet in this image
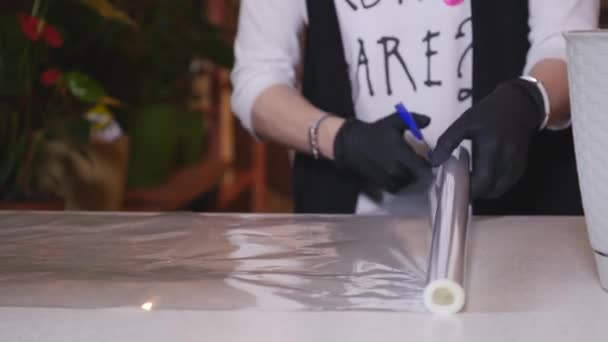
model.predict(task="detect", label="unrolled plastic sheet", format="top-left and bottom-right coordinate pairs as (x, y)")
top-left (0, 212), bottom-right (433, 312)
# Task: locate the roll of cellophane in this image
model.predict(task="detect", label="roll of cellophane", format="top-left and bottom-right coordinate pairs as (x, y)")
top-left (424, 147), bottom-right (471, 314)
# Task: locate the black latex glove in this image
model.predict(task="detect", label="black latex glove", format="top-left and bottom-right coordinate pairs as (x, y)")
top-left (431, 78), bottom-right (545, 199)
top-left (334, 112), bottom-right (432, 193)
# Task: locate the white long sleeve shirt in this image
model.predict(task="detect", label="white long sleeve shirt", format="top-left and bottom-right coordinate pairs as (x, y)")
top-left (231, 0), bottom-right (599, 215)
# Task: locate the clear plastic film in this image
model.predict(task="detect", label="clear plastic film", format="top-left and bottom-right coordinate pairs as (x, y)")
top-left (0, 212), bottom-right (433, 312)
top-left (0, 154), bottom-right (471, 315)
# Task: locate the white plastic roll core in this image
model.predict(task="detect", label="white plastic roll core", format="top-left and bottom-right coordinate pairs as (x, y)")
top-left (423, 279), bottom-right (466, 315)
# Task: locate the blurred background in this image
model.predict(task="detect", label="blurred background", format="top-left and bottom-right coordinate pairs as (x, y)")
top-left (1, 1), bottom-right (607, 214)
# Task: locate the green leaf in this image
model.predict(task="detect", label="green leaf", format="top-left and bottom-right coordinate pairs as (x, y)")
top-left (63, 71), bottom-right (107, 104)
top-left (76, 0), bottom-right (136, 27)
top-left (0, 15), bottom-right (29, 96)
top-left (64, 117), bottom-right (91, 146)
top-left (10, 109), bottom-right (19, 140)
top-left (0, 135), bottom-right (28, 188)
top-left (175, 110), bottom-right (205, 167)
top-left (0, 103), bottom-right (13, 142)
top-left (26, 132), bottom-right (46, 192)
top-left (126, 104), bottom-right (178, 188)
top-left (0, 108), bottom-right (28, 188)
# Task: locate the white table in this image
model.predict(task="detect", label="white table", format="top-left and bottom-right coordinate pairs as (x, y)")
top-left (0, 214), bottom-right (607, 341)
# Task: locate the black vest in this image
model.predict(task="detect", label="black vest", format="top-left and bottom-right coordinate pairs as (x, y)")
top-left (294, 0), bottom-right (583, 216)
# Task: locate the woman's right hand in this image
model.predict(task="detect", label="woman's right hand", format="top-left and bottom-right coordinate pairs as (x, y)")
top-left (332, 113), bottom-right (432, 193)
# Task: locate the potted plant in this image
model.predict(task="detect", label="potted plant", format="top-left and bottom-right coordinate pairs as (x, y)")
top-left (43, 0), bottom-right (234, 191)
top-left (101, 0), bottom-right (234, 190)
top-left (0, 0), bottom-right (133, 210)
top-left (1, 0), bottom-right (234, 210)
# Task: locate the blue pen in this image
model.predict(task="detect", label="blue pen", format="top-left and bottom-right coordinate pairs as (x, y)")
top-left (395, 102), bottom-right (432, 159)
top-left (395, 102), bottom-right (424, 141)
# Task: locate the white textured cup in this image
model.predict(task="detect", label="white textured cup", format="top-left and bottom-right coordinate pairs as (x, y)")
top-left (564, 30), bottom-right (608, 291)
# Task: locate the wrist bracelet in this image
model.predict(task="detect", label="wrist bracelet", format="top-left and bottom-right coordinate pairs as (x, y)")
top-left (520, 75), bottom-right (551, 130)
top-left (309, 114), bottom-right (332, 159)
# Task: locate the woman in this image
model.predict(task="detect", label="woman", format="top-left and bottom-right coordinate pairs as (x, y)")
top-left (231, 0), bottom-right (599, 215)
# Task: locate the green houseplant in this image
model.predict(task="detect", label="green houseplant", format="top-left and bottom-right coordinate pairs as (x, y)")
top-left (0, 0), bottom-right (132, 206)
top-left (47, 0), bottom-right (234, 189)
top-left (1, 0), bottom-right (233, 207)
top-left (113, 0), bottom-right (233, 189)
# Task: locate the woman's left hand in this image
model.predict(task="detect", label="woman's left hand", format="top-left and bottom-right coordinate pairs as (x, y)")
top-left (431, 78), bottom-right (546, 199)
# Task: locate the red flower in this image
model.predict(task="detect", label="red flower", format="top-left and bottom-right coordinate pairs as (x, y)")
top-left (41, 69), bottom-right (62, 87)
top-left (18, 12), bottom-right (41, 41)
top-left (18, 12), bottom-right (64, 48)
top-left (43, 24), bottom-right (63, 48)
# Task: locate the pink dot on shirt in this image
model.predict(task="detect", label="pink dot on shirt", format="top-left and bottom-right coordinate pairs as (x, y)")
top-left (444, 0), bottom-right (464, 6)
